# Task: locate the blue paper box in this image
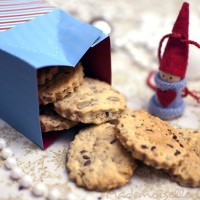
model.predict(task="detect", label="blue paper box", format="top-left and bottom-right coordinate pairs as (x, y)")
top-left (0, 1), bottom-right (111, 149)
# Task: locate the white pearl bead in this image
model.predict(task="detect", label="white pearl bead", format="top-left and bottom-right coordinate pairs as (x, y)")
top-left (5, 157), bottom-right (17, 169)
top-left (1, 148), bottom-right (12, 159)
top-left (11, 167), bottom-right (23, 179)
top-left (32, 182), bottom-right (47, 197)
top-left (20, 175), bottom-right (33, 188)
top-left (0, 138), bottom-right (6, 150)
top-left (48, 188), bottom-right (60, 200)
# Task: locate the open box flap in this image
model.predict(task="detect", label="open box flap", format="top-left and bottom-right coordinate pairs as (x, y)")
top-left (0, 8), bottom-right (103, 68)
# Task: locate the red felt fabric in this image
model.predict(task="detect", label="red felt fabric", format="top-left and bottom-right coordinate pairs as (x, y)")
top-left (159, 2), bottom-right (189, 78)
top-left (157, 88), bottom-right (177, 107)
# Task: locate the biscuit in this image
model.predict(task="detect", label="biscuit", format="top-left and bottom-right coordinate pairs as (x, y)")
top-left (174, 128), bottom-right (200, 153)
top-left (54, 77), bottom-right (127, 124)
top-left (116, 109), bottom-right (186, 171)
top-left (66, 123), bottom-right (137, 191)
top-left (39, 62), bottom-right (84, 105)
top-left (40, 105), bottom-right (78, 132)
top-left (170, 128), bottom-right (200, 187)
top-left (37, 66), bottom-right (58, 85)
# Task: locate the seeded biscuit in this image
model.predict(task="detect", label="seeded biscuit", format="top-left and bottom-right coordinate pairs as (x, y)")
top-left (37, 66), bottom-right (58, 85)
top-left (116, 109), bottom-right (186, 171)
top-left (170, 128), bottom-right (200, 187)
top-left (66, 123), bottom-right (137, 191)
top-left (40, 105), bottom-right (78, 132)
top-left (54, 78), bottom-right (126, 124)
top-left (174, 128), bottom-right (200, 154)
top-left (39, 62), bottom-right (84, 105)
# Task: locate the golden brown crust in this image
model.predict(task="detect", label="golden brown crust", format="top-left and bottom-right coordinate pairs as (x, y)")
top-left (37, 66), bottom-right (58, 85)
top-left (54, 77), bottom-right (127, 124)
top-left (40, 106), bottom-right (78, 132)
top-left (169, 128), bottom-right (200, 187)
top-left (66, 123), bottom-right (137, 191)
top-left (116, 109), bottom-right (187, 171)
top-left (39, 63), bottom-right (84, 105)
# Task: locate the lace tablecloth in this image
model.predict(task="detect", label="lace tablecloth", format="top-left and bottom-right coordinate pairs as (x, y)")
top-left (1, 0), bottom-right (200, 199)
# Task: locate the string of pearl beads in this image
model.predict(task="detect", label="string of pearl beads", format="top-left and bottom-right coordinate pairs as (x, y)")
top-left (0, 138), bottom-right (78, 200)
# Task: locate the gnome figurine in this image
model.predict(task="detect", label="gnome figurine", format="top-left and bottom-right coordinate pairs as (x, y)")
top-left (148, 2), bottom-right (189, 120)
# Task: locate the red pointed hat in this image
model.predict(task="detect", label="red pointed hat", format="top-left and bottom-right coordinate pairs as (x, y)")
top-left (159, 2), bottom-right (189, 78)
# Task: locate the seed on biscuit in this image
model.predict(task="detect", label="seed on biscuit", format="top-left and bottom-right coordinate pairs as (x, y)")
top-left (107, 96), bottom-right (120, 101)
top-left (84, 160), bottom-right (91, 166)
top-left (80, 150), bottom-right (87, 154)
top-left (82, 155), bottom-right (90, 160)
top-left (77, 101), bottom-right (92, 109)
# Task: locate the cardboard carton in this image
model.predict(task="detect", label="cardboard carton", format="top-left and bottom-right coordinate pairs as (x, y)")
top-left (0, 1), bottom-right (111, 148)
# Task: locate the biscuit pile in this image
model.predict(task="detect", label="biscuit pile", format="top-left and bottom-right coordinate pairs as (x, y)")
top-left (38, 63), bottom-right (126, 132)
top-left (116, 110), bottom-right (200, 188)
top-left (38, 65), bottom-right (200, 191)
top-left (67, 109), bottom-right (200, 191)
